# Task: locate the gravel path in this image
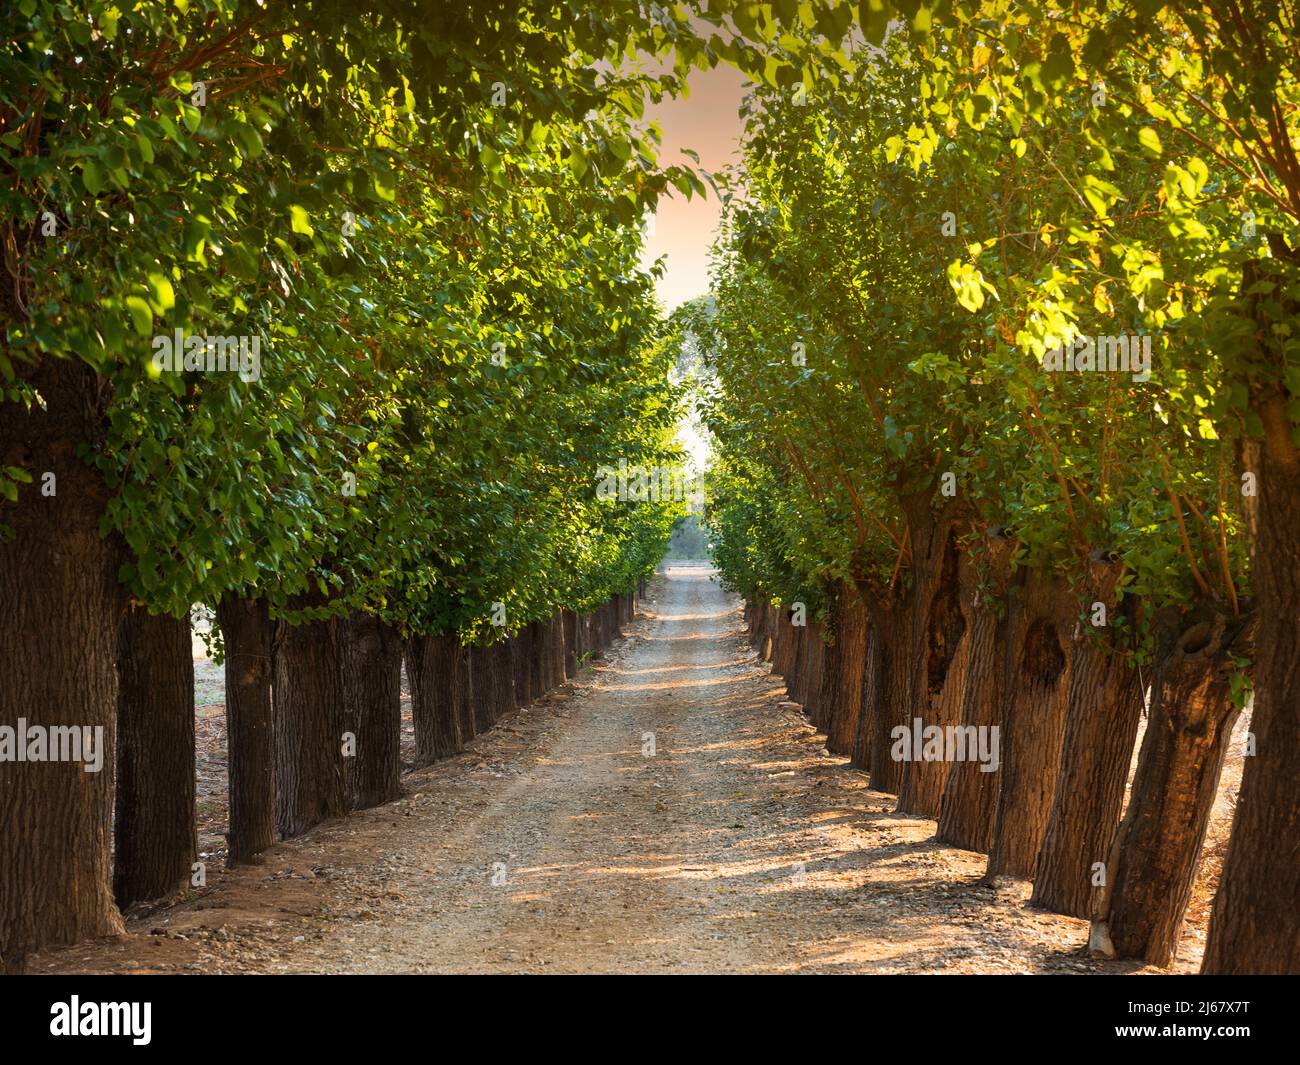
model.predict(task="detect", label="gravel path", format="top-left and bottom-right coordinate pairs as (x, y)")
top-left (32, 564), bottom-right (1193, 974)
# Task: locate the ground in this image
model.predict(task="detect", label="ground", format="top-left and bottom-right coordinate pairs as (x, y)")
top-left (30, 563), bottom-right (1242, 974)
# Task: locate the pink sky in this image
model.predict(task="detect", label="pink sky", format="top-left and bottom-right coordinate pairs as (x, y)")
top-left (640, 61), bottom-right (750, 310)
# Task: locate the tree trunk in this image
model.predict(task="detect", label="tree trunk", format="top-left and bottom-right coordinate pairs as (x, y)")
top-left (513, 628), bottom-right (534, 706)
top-left (216, 594), bottom-right (277, 866)
top-left (758, 603), bottom-right (776, 661)
top-left (1204, 388), bottom-right (1300, 974)
top-left (817, 611), bottom-right (839, 737)
top-left (807, 622), bottom-right (828, 724)
top-left (562, 609), bottom-right (578, 678)
top-left (772, 606), bottom-right (797, 678)
top-left (534, 620), bottom-right (552, 696)
top-left (465, 644), bottom-right (494, 735)
top-left (340, 612), bottom-right (402, 810)
top-left (1092, 609), bottom-right (1253, 967)
top-left (850, 613), bottom-right (880, 771)
top-left (935, 533), bottom-right (1016, 852)
top-left (551, 614), bottom-right (567, 686)
top-left (1033, 555), bottom-right (1144, 918)
top-left (790, 621), bottom-right (808, 706)
top-left (114, 605), bottom-right (196, 908)
top-left (0, 358), bottom-right (123, 970)
top-left (898, 522), bottom-right (968, 817)
top-left (446, 641), bottom-right (471, 743)
top-left (492, 640), bottom-right (516, 720)
top-left (576, 612), bottom-right (592, 670)
top-left (405, 634), bottom-right (459, 765)
top-left (273, 605), bottom-right (348, 839)
top-left (986, 569), bottom-right (1074, 879)
top-left (528, 621), bottom-right (547, 701)
top-left (866, 588), bottom-right (913, 795)
top-left (827, 590), bottom-right (868, 756)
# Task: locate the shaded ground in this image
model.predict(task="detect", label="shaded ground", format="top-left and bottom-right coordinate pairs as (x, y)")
top-left (32, 563), bottom-right (1234, 974)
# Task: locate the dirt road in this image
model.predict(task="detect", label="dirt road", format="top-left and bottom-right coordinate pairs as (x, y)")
top-left (34, 564), bottom-right (1191, 974)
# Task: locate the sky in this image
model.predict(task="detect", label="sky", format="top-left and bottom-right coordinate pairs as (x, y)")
top-left (639, 61), bottom-right (750, 310)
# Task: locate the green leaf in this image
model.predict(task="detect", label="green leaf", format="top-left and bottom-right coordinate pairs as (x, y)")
top-left (373, 171), bottom-right (397, 202)
top-left (124, 296), bottom-right (154, 337)
top-left (81, 159), bottom-right (105, 196)
top-left (289, 204), bottom-right (314, 236)
top-left (147, 273), bottom-right (175, 313)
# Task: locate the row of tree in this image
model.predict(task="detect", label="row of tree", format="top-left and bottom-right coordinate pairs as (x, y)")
top-left (0, 0), bottom-right (787, 971)
top-left (697, 2), bottom-right (1297, 974)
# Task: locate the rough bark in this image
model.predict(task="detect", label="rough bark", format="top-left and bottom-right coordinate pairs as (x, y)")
top-left (273, 604), bottom-right (348, 839)
top-left (866, 587), bottom-right (913, 796)
top-left (492, 640), bottom-right (516, 721)
top-left (935, 533), bottom-right (1016, 852)
top-left (986, 568), bottom-right (1074, 880)
top-left (817, 610), bottom-right (840, 737)
top-left (216, 594), bottom-right (276, 866)
top-left (466, 643), bottom-right (496, 735)
top-left (405, 633), bottom-right (462, 764)
top-left (760, 603), bottom-right (777, 662)
top-left (803, 621), bottom-right (826, 724)
top-left (0, 358), bottom-right (124, 970)
top-left (114, 605), bottom-right (196, 907)
top-left (340, 612), bottom-right (402, 810)
top-left (456, 642), bottom-right (477, 742)
top-left (562, 609), bottom-right (578, 679)
top-left (513, 627), bottom-right (534, 707)
top-left (1204, 387), bottom-right (1300, 974)
top-left (1033, 556), bottom-right (1144, 918)
top-left (1092, 610), bottom-right (1253, 967)
top-left (850, 612), bottom-right (881, 772)
top-left (537, 620), bottom-right (554, 696)
top-left (790, 622), bottom-right (809, 706)
top-left (772, 606), bottom-right (797, 679)
top-left (898, 521), bottom-right (968, 817)
top-left (528, 621), bottom-right (547, 703)
top-left (827, 591), bottom-right (869, 756)
top-left (551, 614), bottom-right (567, 687)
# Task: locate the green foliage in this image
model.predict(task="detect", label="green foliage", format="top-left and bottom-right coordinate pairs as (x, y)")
top-left (699, 6), bottom-right (1287, 669)
top-left (0, 0), bottom-right (735, 639)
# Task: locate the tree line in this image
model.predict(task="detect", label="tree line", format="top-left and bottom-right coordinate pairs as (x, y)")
top-left (695, 1), bottom-right (1297, 974)
top-left (2, 0), bottom-right (833, 971)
